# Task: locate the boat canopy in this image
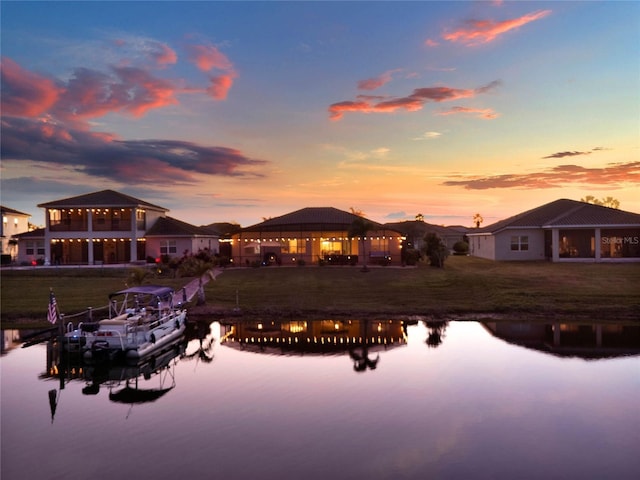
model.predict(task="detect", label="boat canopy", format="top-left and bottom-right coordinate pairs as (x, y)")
top-left (109, 285), bottom-right (175, 300)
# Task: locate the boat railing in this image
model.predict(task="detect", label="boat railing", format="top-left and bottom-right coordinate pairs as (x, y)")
top-left (94, 329), bottom-right (126, 351)
top-left (67, 322), bottom-right (81, 334)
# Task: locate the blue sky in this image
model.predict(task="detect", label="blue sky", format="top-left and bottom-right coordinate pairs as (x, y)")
top-left (1, 1), bottom-right (638, 228)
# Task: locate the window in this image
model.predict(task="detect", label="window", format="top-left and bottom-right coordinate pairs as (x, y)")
top-left (136, 210), bottom-right (146, 230)
top-left (601, 229), bottom-right (640, 258)
top-left (510, 236), bottom-right (529, 251)
top-left (284, 239), bottom-right (306, 254)
top-left (26, 240), bottom-right (44, 255)
top-left (160, 240), bottom-right (177, 254)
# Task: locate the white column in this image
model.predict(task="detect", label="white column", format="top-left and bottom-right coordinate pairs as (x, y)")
top-left (551, 229), bottom-right (560, 262)
top-left (44, 209), bottom-right (52, 264)
top-left (87, 209), bottom-right (94, 265)
top-left (130, 208), bottom-right (138, 262)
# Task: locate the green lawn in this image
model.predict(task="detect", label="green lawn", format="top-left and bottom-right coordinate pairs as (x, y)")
top-left (2, 256), bottom-right (639, 328)
top-left (205, 256), bottom-right (640, 319)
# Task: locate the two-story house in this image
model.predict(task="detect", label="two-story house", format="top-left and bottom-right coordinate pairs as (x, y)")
top-left (12, 189), bottom-right (219, 266)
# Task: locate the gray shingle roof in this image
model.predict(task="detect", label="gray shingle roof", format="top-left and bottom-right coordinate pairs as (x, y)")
top-left (11, 227), bottom-right (45, 238)
top-left (242, 207), bottom-right (385, 233)
top-left (472, 199), bottom-right (640, 234)
top-left (37, 189), bottom-right (168, 212)
top-left (145, 216), bottom-right (219, 237)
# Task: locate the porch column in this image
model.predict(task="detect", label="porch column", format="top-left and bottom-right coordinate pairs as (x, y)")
top-left (594, 228), bottom-right (601, 262)
top-left (551, 229), bottom-right (560, 262)
top-left (130, 208), bottom-right (138, 262)
top-left (87, 209), bottom-right (94, 265)
top-left (44, 209), bottom-right (52, 264)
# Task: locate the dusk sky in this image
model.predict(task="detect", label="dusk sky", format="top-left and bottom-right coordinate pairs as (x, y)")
top-left (2, 1), bottom-right (638, 228)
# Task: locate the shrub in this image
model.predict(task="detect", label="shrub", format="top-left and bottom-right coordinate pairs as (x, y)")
top-left (453, 241), bottom-right (469, 255)
top-left (402, 248), bottom-right (421, 266)
top-left (422, 233), bottom-right (449, 268)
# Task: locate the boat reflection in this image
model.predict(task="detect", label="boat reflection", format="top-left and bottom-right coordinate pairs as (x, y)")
top-left (219, 319), bottom-right (407, 371)
top-left (43, 320), bottom-right (216, 420)
top-left (482, 321), bottom-right (640, 359)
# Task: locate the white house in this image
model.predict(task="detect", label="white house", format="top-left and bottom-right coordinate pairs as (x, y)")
top-left (13, 189), bottom-right (219, 265)
top-left (467, 199), bottom-right (640, 262)
top-left (1, 206), bottom-right (31, 263)
top-left (145, 216), bottom-right (219, 261)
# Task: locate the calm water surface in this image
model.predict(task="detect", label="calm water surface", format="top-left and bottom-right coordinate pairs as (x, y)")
top-left (2, 319), bottom-right (639, 480)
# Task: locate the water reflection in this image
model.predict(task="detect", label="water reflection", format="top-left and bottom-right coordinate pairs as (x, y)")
top-left (483, 321), bottom-right (640, 359)
top-left (220, 319), bottom-right (407, 371)
top-left (425, 320), bottom-right (448, 348)
top-left (41, 320), bottom-right (217, 421)
top-left (2, 319), bottom-right (639, 480)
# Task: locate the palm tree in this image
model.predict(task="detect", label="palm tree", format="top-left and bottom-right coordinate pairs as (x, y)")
top-left (127, 267), bottom-right (151, 286)
top-left (348, 216), bottom-right (375, 272)
top-left (473, 213), bottom-right (483, 228)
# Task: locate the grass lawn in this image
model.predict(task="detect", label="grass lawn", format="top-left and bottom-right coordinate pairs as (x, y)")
top-left (204, 256), bottom-right (640, 319)
top-left (2, 256), bottom-right (639, 328)
top-left (0, 266), bottom-right (189, 327)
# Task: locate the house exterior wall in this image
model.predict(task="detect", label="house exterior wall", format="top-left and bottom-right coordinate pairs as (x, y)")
top-left (469, 234), bottom-right (495, 260)
top-left (145, 236), bottom-right (220, 261)
top-left (231, 229), bottom-right (403, 266)
top-left (494, 229), bottom-right (546, 261)
top-left (471, 227), bottom-right (640, 263)
top-left (1, 211), bottom-right (30, 262)
top-left (15, 235), bottom-right (45, 265)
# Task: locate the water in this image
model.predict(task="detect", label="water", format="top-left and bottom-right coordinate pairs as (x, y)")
top-left (2, 319), bottom-right (639, 480)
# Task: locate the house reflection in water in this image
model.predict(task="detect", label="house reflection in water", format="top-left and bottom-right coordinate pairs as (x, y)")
top-left (482, 321), bottom-right (640, 359)
top-left (220, 319), bottom-right (407, 371)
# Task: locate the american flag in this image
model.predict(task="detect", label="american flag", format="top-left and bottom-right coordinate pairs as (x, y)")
top-left (47, 290), bottom-right (58, 324)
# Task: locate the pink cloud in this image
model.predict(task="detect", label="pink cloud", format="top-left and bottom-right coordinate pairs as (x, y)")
top-left (437, 106), bottom-right (499, 119)
top-left (443, 10), bottom-right (551, 46)
top-left (186, 44), bottom-right (233, 72)
top-left (329, 81), bottom-right (500, 120)
top-left (425, 38), bottom-right (440, 47)
top-left (54, 65), bottom-right (178, 120)
top-left (329, 100), bottom-right (374, 121)
top-left (207, 73), bottom-right (237, 100)
top-left (442, 162), bottom-right (639, 190)
top-left (185, 43), bottom-right (237, 99)
top-left (357, 69), bottom-right (400, 91)
top-left (152, 43), bottom-right (178, 66)
top-left (0, 57), bottom-right (63, 116)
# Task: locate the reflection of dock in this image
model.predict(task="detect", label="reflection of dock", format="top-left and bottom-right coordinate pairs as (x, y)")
top-left (220, 319), bottom-right (407, 356)
top-left (482, 321), bottom-right (640, 359)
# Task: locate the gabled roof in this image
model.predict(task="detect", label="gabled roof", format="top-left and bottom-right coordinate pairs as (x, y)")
top-left (470, 199), bottom-right (640, 235)
top-left (145, 216), bottom-right (219, 237)
top-left (1, 206), bottom-right (31, 217)
top-left (37, 189), bottom-right (168, 212)
top-left (242, 207), bottom-right (386, 233)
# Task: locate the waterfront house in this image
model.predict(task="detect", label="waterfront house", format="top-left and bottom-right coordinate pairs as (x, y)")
top-left (230, 207), bottom-right (404, 266)
top-left (1, 206), bottom-right (31, 263)
top-left (467, 199), bottom-right (640, 262)
top-left (22, 189), bottom-right (216, 266)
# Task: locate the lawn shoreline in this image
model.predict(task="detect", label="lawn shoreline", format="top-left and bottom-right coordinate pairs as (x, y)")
top-left (3, 257), bottom-right (639, 328)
